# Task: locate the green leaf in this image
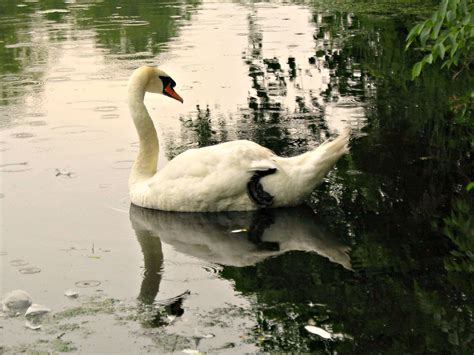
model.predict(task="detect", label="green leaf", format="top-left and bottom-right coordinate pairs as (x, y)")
top-left (446, 10), bottom-right (456, 23)
top-left (407, 23), bottom-right (424, 40)
top-left (431, 19), bottom-right (443, 39)
top-left (453, 50), bottom-right (460, 65)
top-left (466, 182), bottom-right (474, 191)
top-left (448, 32), bottom-right (459, 46)
top-left (420, 27), bottom-right (431, 46)
top-left (439, 0), bottom-right (448, 18)
top-left (424, 53), bottom-right (433, 64)
top-left (412, 61), bottom-right (423, 79)
top-left (462, 13), bottom-right (471, 26)
top-left (434, 42), bottom-right (447, 60)
top-left (439, 42), bottom-right (446, 59)
top-left (451, 42), bottom-right (460, 57)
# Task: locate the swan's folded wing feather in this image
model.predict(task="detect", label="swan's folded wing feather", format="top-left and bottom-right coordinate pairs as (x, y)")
top-left (248, 159), bottom-right (278, 172)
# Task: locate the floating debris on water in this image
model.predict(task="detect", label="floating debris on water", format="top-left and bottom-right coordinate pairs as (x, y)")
top-left (304, 325), bottom-right (332, 339)
top-left (38, 9), bottom-right (70, 14)
top-left (182, 350), bottom-right (201, 354)
top-left (230, 229), bottom-right (247, 233)
top-left (2, 290), bottom-right (32, 313)
top-left (19, 267), bottom-right (41, 274)
top-left (200, 333), bottom-right (215, 339)
top-left (55, 169), bottom-right (75, 178)
top-left (75, 280), bottom-right (101, 288)
top-left (64, 290), bottom-right (79, 298)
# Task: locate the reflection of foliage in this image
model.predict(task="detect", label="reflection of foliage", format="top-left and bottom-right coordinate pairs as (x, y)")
top-left (406, 0), bottom-right (473, 78)
top-left (218, 2), bottom-right (474, 354)
top-left (168, 105), bottom-right (227, 159)
top-left (179, 105), bottom-right (218, 148)
top-left (443, 198), bottom-right (474, 272)
top-left (77, 0), bottom-right (199, 55)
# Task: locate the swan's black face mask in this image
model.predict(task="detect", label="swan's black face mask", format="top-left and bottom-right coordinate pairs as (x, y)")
top-left (160, 76), bottom-right (183, 103)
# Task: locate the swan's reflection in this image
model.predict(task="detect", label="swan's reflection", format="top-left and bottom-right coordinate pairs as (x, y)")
top-left (130, 204), bottom-right (351, 271)
top-left (131, 204), bottom-right (350, 326)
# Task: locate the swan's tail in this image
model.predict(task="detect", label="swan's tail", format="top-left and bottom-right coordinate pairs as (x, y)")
top-left (304, 129), bottom-right (350, 182)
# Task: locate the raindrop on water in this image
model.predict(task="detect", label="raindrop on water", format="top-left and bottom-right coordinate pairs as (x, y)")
top-left (94, 106), bottom-right (117, 112)
top-left (101, 114), bottom-right (119, 119)
top-left (10, 259), bottom-right (29, 267)
top-left (11, 132), bottom-right (34, 139)
top-left (19, 267), bottom-right (41, 274)
top-left (75, 280), bottom-right (101, 288)
top-left (0, 162), bottom-right (31, 173)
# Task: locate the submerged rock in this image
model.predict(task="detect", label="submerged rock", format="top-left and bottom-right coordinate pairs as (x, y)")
top-left (2, 290), bottom-right (32, 314)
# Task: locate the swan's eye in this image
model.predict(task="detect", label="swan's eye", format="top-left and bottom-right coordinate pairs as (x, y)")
top-left (159, 76), bottom-right (176, 90)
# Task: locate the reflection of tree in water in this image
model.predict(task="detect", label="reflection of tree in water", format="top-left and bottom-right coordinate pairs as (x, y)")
top-left (174, 6), bottom-right (338, 157)
top-left (0, 2), bottom-right (52, 106)
top-left (166, 104), bottom-right (228, 159)
top-left (218, 6), bottom-right (473, 354)
top-left (239, 8), bottom-right (330, 156)
top-left (0, 0), bottom-right (199, 117)
top-left (77, 0), bottom-right (200, 55)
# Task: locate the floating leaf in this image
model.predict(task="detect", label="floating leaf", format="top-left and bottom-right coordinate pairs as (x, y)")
top-left (230, 229), bottom-right (247, 233)
top-left (304, 325), bottom-right (332, 339)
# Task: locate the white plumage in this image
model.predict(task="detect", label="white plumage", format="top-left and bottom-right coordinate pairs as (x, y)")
top-left (128, 66), bottom-right (350, 212)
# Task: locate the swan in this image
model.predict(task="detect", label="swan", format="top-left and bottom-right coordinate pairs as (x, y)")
top-left (128, 66), bottom-right (350, 212)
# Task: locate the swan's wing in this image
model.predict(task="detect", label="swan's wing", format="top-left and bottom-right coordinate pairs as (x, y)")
top-left (248, 159), bottom-right (278, 172)
top-left (157, 140), bottom-right (278, 180)
top-left (146, 140), bottom-right (280, 211)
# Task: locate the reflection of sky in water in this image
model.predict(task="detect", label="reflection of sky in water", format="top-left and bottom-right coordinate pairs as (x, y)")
top-left (0, 1), bottom-right (361, 352)
top-left (4, 0), bottom-right (469, 353)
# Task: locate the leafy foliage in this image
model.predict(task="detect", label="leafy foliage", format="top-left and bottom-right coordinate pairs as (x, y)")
top-left (406, 0), bottom-right (473, 79)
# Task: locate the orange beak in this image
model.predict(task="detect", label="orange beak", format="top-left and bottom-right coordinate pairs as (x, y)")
top-left (164, 85), bottom-right (183, 103)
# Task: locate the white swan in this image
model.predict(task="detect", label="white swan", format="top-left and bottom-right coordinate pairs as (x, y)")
top-left (128, 66), bottom-right (349, 212)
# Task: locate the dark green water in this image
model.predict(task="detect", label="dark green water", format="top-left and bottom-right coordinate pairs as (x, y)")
top-left (1, 0), bottom-right (472, 353)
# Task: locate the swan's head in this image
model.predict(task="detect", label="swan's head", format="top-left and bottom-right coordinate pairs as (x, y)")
top-left (135, 66), bottom-right (183, 103)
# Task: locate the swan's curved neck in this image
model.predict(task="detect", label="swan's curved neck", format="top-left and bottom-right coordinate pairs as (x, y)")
top-left (128, 78), bottom-right (159, 186)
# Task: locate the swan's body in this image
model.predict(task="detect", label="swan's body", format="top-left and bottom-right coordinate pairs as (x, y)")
top-left (128, 66), bottom-right (349, 212)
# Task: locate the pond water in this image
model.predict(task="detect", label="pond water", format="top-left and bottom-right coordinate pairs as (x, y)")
top-left (0, 0), bottom-right (472, 353)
